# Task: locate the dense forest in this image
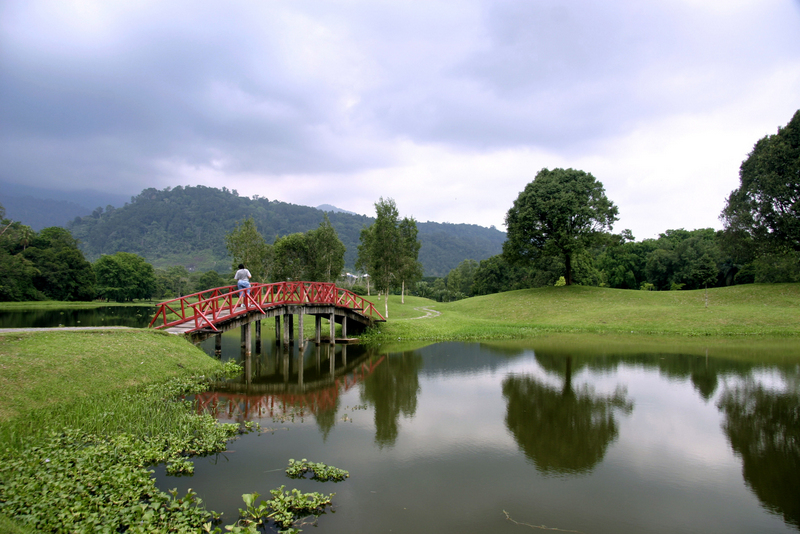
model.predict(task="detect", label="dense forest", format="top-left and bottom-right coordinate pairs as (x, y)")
top-left (67, 185), bottom-right (506, 277)
top-left (424, 227), bottom-right (800, 303)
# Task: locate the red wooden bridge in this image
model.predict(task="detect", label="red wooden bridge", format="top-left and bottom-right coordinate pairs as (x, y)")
top-left (149, 281), bottom-right (385, 344)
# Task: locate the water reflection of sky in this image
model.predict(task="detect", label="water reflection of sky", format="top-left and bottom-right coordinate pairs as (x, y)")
top-left (156, 341), bottom-right (799, 534)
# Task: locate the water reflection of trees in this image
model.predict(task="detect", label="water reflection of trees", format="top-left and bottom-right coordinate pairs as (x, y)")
top-left (718, 382), bottom-right (800, 529)
top-left (482, 342), bottom-right (764, 404)
top-left (360, 351), bottom-right (422, 448)
top-left (503, 356), bottom-right (633, 475)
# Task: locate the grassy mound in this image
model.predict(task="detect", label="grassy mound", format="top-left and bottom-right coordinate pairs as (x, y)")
top-left (369, 284), bottom-right (800, 340)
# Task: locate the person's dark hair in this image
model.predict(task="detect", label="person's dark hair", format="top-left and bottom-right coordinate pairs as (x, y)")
top-left (238, 263), bottom-right (244, 269)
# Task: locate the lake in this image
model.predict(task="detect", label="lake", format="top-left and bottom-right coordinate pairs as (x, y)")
top-left (0, 306), bottom-right (155, 328)
top-left (155, 333), bottom-right (800, 533)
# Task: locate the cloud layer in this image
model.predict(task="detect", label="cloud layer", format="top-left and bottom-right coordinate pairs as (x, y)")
top-left (2, 0), bottom-right (799, 239)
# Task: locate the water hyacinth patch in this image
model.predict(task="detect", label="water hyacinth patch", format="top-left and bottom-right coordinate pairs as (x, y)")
top-left (0, 428), bottom-right (229, 532)
top-left (0, 376), bottom-right (241, 532)
top-left (236, 486), bottom-right (335, 532)
top-left (286, 458), bottom-right (350, 482)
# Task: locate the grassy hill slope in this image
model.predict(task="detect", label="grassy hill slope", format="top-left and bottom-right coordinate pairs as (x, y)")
top-left (372, 283), bottom-right (800, 340)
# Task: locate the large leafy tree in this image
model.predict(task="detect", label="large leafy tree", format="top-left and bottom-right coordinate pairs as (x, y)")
top-left (356, 198), bottom-right (421, 317)
top-left (504, 168), bottom-right (618, 285)
top-left (94, 252), bottom-right (156, 302)
top-left (272, 233), bottom-right (310, 281)
top-left (0, 205), bottom-right (94, 301)
top-left (193, 270), bottom-right (228, 293)
top-left (24, 227), bottom-right (95, 301)
top-left (272, 215), bottom-right (346, 282)
top-left (397, 217), bottom-right (422, 303)
top-left (307, 215), bottom-right (346, 283)
top-left (722, 109), bottom-right (800, 253)
top-left (225, 217), bottom-right (272, 282)
top-left (0, 203), bottom-right (42, 301)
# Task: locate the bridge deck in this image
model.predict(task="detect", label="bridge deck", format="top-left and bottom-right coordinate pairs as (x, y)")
top-left (150, 281), bottom-right (385, 339)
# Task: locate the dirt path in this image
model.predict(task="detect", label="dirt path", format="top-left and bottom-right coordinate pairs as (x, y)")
top-left (407, 306), bottom-right (441, 320)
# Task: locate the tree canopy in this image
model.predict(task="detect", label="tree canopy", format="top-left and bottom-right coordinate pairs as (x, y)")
top-left (225, 217), bottom-right (272, 283)
top-left (503, 168), bottom-right (618, 285)
top-left (1, 204), bottom-right (95, 302)
top-left (94, 252), bottom-right (156, 302)
top-left (356, 198), bottom-right (421, 317)
top-left (272, 215), bottom-right (346, 282)
top-left (722, 109), bottom-right (800, 253)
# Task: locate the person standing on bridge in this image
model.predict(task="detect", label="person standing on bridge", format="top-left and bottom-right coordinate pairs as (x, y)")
top-left (233, 263), bottom-right (252, 309)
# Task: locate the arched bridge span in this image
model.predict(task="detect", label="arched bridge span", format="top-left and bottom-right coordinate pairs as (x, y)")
top-left (149, 281), bottom-right (385, 344)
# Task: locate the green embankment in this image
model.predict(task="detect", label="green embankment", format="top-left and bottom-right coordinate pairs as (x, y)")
top-left (0, 330), bottom-right (234, 533)
top-left (370, 284), bottom-right (800, 341)
top-left (0, 329), bottom-right (222, 423)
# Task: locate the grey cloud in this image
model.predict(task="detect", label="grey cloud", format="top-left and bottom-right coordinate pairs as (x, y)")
top-left (354, 0), bottom-right (800, 150)
top-left (0, 1), bottom-right (384, 191)
top-left (1, 0), bottom-right (798, 197)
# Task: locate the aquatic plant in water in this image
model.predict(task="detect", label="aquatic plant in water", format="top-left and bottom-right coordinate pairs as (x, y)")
top-left (236, 487), bottom-right (335, 532)
top-left (286, 458), bottom-right (350, 481)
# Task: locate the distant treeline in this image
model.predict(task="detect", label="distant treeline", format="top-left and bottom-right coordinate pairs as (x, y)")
top-left (418, 227), bottom-right (800, 302)
top-left (3, 207), bottom-right (799, 304)
top-left (67, 185), bottom-right (505, 277)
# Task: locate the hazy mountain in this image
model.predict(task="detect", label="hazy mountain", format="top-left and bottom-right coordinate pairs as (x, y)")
top-left (316, 204), bottom-right (360, 216)
top-left (0, 181), bottom-right (132, 231)
top-left (0, 194), bottom-right (90, 231)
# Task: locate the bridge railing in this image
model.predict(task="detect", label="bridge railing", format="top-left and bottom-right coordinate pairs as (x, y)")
top-left (335, 287), bottom-right (385, 321)
top-left (149, 281), bottom-right (386, 330)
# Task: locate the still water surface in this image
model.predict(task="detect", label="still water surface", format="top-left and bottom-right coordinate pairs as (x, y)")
top-left (155, 335), bottom-right (800, 534)
top-left (0, 306), bottom-right (155, 328)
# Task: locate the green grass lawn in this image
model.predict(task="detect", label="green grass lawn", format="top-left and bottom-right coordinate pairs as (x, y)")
top-left (369, 283), bottom-right (800, 341)
top-left (0, 329), bottom-right (222, 422)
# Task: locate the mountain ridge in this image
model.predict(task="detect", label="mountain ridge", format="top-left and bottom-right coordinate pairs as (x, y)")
top-left (63, 185), bottom-right (505, 277)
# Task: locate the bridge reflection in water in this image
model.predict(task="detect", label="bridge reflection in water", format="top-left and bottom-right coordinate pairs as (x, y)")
top-left (196, 342), bottom-right (384, 424)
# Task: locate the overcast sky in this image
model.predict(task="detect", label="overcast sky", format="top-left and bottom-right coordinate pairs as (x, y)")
top-left (1, 0), bottom-right (798, 239)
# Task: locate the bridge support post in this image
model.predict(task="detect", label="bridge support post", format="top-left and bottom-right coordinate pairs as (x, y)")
top-left (275, 316), bottom-right (281, 345)
top-left (241, 322), bottom-right (251, 358)
top-left (315, 316), bottom-right (321, 344)
top-left (214, 334), bottom-right (221, 358)
top-left (298, 312), bottom-right (305, 348)
top-left (283, 312), bottom-right (290, 346)
top-left (342, 317), bottom-right (347, 339)
top-left (288, 314), bottom-right (294, 344)
top-left (329, 312), bottom-right (335, 344)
